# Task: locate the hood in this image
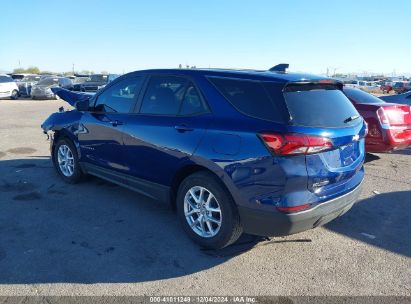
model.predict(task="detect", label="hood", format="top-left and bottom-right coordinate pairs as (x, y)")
top-left (51, 87), bottom-right (94, 107)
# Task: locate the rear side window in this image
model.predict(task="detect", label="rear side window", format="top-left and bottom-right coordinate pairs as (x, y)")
top-left (140, 76), bottom-right (187, 115)
top-left (179, 84), bottom-right (208, 115)
top-left (283, 84), bottom-right (360, 127)
top-left (208, 77), bottom-right (287, 122)
top-left (344, 88), bottom-right (385, 104)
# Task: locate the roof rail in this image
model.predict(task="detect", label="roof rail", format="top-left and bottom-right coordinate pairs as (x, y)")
top-left (269, 64), bottom-right (289, 73)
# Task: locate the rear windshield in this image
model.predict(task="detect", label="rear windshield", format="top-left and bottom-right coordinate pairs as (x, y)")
top-left (344, 88), bottom-right (385, 104)
top-left (208, 77), bottom-right (288, 123)
top-left (283, 84), bottom-right (360, 127)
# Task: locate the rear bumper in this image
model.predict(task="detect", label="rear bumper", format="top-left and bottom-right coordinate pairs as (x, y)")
top-left (366, 128), bottom-right (411, 152)
top-left (238, 182), bottom-right (363, 237)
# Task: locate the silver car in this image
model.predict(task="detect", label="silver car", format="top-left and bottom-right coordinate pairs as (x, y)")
top-left (31, 77), bottom-right (73, 99)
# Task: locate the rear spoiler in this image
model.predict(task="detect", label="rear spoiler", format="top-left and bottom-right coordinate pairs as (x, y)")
top-left (51, 87), bottom-right (94, 107)
top-left (269, 64), bottom-right (289, 73)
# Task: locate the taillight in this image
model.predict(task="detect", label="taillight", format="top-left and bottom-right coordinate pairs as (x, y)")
top-left (377, 105), bottom-right (411, 126)
top-left (259, 133), bottom-right (333, 155)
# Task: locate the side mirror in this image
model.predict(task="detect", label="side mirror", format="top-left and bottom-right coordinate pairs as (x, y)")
top-left (75, 100), bottom-right (90, 111)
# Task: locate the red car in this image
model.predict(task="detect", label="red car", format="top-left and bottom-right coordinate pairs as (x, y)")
top-left (343, 87), bottom-right (411, 152)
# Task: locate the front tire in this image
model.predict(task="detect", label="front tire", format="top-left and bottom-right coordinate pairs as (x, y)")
top-left (10, 90), bottom-right (19, 100)
top-left (53, 138), bottom-right (84, 183)
top-left (176, 171), bottom-right (242, 249)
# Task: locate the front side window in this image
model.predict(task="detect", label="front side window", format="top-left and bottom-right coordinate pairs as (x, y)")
top-left (139, 76), bottom-right (187, 115)
top-left (95, 77), bottom-right (143, 113)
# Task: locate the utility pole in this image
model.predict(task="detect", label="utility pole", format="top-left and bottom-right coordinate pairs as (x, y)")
top-left (72, 63), bottom-right (75, 75)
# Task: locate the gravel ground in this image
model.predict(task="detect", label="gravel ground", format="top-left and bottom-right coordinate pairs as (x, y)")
top-left (0, 99), bottom-right (410, 296)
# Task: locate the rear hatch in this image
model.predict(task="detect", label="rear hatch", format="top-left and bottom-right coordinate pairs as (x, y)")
top-left (279, 82), bottom-right (366, 200)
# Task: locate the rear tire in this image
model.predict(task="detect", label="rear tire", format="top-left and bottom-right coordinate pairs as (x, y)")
top-left (176, 171), bottom-right (242, 249)
top-left (53, 138), bottom-right (84, 184)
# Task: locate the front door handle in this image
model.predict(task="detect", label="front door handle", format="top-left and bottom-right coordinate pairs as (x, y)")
top-left (174, 125), bottom-right (193, 132)
top-left (110, 120), bottom-right (123, 127)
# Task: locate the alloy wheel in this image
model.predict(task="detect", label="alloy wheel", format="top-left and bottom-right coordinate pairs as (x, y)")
top-left (57, 144), bottom-right (75, 177)
top-left (184, 186), bottom-right (222, 238)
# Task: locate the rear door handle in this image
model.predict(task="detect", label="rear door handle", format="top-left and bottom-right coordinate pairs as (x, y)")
top-left (110, 120), bottom-right (123, 127)
top-left (174, 125), bottom-right (194, 132)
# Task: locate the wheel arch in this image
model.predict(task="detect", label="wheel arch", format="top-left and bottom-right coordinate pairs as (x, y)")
top-left (52, 129), bottom-right (81, 163)
top-left (169, 163), bottom-right (236, 210)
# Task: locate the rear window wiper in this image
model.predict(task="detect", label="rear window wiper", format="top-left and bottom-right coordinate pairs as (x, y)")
top-left (344, 115), bottom-right (360, 123)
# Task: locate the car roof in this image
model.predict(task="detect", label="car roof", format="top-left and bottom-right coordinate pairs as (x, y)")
top-left (125, 68), bottom-right (333, 84)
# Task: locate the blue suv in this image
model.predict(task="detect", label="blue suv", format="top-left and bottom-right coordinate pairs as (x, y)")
top-left (41, 67), bottom-right (366, 249)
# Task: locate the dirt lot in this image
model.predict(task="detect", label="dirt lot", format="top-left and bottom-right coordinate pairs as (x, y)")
top-left (0, 99), bottom-right (410, 296)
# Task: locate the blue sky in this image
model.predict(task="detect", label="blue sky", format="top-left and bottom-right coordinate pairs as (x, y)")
top-left (1, 0), bottom-right (410, 75)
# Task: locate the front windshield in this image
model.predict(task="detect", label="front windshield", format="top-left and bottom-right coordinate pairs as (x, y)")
top-left (37, 78), bottom-right (59, 86)
top-left (89, 75), bottom-right (108, 82)
top-left (73, 77), bottom-right (89, 84)
top-left (22, 75), bottom-right (41, 82)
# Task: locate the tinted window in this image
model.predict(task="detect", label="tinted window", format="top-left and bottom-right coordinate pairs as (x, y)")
top-left (89, 75), bottom-right (108, 82)
top-left (95, 77), bottom-right (143, 113)
top-left (37, 78), bottom-right (59, 85)
top-left (179, 84), bottom-right (207, 115)
top-left (11, 75), bottom-right (24, 80)
top-left (283, 85), bottom-right (359, 127)
top-left (21, 75), bottom-right (40, 82)
top-left (208, 77), bottom-right (287, 122)
top-left (0, 76), bottom-right (12, 83)
top-left (140, 76), bottom-right (187, 115)
top-left (344, 88), bottom-right (385, 104)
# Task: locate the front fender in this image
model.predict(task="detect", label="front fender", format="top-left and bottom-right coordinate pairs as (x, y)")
top-left (41, 110), bottom-right (83, 133)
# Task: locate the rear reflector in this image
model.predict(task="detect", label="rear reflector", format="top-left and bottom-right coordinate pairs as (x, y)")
top-left (259, 133), bottom-right (333, 155)
top-left (277, 204), bottom-right (311, 213)
top-left (377, 105), bottom-right (411, 126)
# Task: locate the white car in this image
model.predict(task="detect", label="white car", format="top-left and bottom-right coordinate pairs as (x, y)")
top-left (0, 74), bottom-right (19, 99)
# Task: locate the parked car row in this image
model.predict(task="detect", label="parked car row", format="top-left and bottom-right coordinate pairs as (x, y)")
top-left (392, 81), bottom-right (411, 94)
top-left (344, 80), bottom-right (381, 92)
top-left (0, 73), bottom-right (120, 100)
top-left (72, 74), bottom-right (119, 92)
